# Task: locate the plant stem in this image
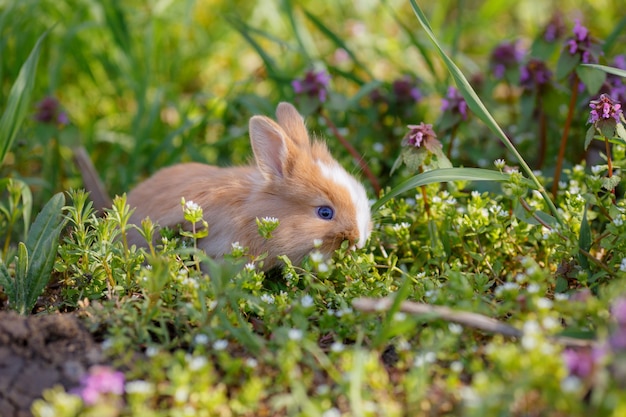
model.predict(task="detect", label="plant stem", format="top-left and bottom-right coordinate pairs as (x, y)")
top-left (604, 137), bottom-right (613, 178)
top-left (551, 75), bottom-right (579, 197)
top-left (321, 110), bottom-right (382, 196)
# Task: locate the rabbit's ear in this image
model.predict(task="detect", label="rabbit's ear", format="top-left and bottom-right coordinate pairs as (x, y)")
top-left (276, 102), bottom-right (309, 148)
top-left (249, 116), bottom-right (293, 180)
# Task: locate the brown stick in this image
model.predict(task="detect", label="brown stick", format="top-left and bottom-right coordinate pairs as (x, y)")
top-left (551, 75), bottom-right (580, 197)
top-left (352, 296), bottom-right (596, 348)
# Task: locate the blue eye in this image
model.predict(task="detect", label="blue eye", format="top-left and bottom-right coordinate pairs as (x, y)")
top-left (317, 206), bottom-right (334, 220)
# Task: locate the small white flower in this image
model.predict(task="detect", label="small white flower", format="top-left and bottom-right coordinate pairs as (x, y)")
top-left (213, 339), bottom-right (228, 351)
top-left (301, 294), bottom-right (314, 308)
top-left (620, 258), bottom-right (626, 272)
top-left (194, 333), bottom-right (209, 345)
top-left (245, 358), bottom-right (258, 368)
top-left (313, 238), bottom-right (323, 248)
top-left (542, 316), bottom-right (559, 330)
top-left (288, 329), bottom-right (303, 341)
top-left (208, 300), bottom-right (218, 310)
top-left (536, 297), bottom-right (553, 310)
top-left (145, 346), bottom-right (159, 357)
top-left (188, 355), bottom-right (208, 371)
top-left (184, 200), bottom-right (200, 211)
top-left (558, 181), bottom-right (567, 189)
top-left (614, 217), bottom-right (624, 227)
top-left (317, 262), bottom-right (329, 273)
top-left (262, 216), bottom-right (279, 223)
top-left (526, 283), bottom-right (540, 294)
top-left (554, 293), bottom-right (569, 301)
top-left (373, 142), bottom-right (384, 152)
top-left (393, 312), bottom-right (407, 321)
top-left (335, 307), bottom-right (353, 317)
top-left (494, 158), bottom-right (506, 170)
top-left (231, 241), bottom-right (243, 251)
top-left (330, 342), bottom-right (345, 352)
top-left (125, 380), bottom-right (154, 395)
top-left (261, 294), bottom-right (275, 304)
top-left (591, 165), bottom-right (604, 175)
top-left (471, 191), bottom-right (481, 199)
top-left (414, 351), bottom-right (436, 367)
top-left (449, 323), bottom-right (463, 334)
top-left (310, 251), bottom-right (324, 263)
top-left (561, 376), bottom-right (582, 393)
top-left (322, 408), bottom-right (341, 417)
top-left (450, 361), bottom-right (463, 373)
top-left (244, 262), bottom-right (256, 272)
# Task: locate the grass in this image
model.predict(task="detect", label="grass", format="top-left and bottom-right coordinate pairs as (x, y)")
top-left (2, 0), bottom-right (626, 415)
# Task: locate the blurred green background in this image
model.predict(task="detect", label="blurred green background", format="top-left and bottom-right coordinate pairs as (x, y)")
top-left (1, 0), bottom-right (623, 205)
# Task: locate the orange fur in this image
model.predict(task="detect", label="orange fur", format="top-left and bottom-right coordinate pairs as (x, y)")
top-left (126, 102), bottom-right (371, 270)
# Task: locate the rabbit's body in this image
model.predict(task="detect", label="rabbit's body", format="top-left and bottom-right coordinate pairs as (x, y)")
top-left (126, 103), bottom-right (371, 269)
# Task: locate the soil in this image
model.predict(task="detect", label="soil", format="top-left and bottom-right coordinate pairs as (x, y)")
top-left (0, 311), bottom-right (102, 417)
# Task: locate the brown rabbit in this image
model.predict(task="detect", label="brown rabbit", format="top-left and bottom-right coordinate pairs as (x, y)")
top-left (124, 102), bottom-right (372, 270)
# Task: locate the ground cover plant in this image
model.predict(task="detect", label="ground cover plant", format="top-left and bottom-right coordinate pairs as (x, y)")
top-left (2, 0), bottom-right (626, 415)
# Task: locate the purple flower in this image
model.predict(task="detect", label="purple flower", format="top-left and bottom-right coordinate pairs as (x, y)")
top-left (562, 347), bottom-right (603, 378)
top-left (490, 41), bottom-right (524, 79)
top-left (292, 70), bottom-right (331, 103)
top-left (391, 75), bottom-right (422, 104)
top-left (403, 123), bottom-right (441, 152)
top-left (542, 13), bottom-right (566, 42)
top-left (520, 59), bottom-right (553, 91)
top-left (588, 94), bottom-right (623, 125)
top-left (71, 366), bottom-right (125, 405)
top-left (34, 96), bottom-right (69, 126)
top-left (612, 297), bottom-right (626, 326)
top-left (564, 19), bottom-right (599, 64)
top-left (441, 86), bottom-right (468, 120)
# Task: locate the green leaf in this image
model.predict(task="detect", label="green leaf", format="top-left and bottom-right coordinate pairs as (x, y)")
top-left (22, 192), bottom-right (67, 315)
top-left (0, 30), bottom-right (48, 166)
top-left (584, 125), bottom-right (596, 150)
top-left (581, 64), bottom-right (626, 79)
top-left (578, 206), bottom-right (591, 271)
top-left (617, 123), bottom-right (626, 142)
top-left (372, 167), bottom-right (535, 212)
top-left (576, 65), bottom-right (606, 95)
top-left (512, 199), bottom-right (558, 227)
top-left (555, 51), bottom-right (580, 80)
top-left (15, 242), bottom-right (29, 315)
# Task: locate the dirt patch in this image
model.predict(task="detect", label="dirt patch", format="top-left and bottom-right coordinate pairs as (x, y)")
top-left (0, 311), bottom-right (102, 417)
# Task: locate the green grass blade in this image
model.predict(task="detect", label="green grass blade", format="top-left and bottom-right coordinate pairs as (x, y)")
top-left (581, 64), bottom-right (626, 79)
top-left (23, 192), bottom-right (67, 314)
top-left (372, 167), bottom-right (535, 212)
top-left (226, 15), bottom-right (279, 77)
top-left (302, 8), bottom-right (372, 82)
top-left (15, 242), bottom-right (29, 315)
top-left (0, 30), bottom-right (48, 167)
top-left (578, 206), bottom-right (591, 271)
top-left (407, 0), bottom-right (562, 226)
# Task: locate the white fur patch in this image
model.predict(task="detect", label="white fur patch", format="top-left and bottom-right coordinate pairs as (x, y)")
top-left (317, 160), bottom-right (371, 248)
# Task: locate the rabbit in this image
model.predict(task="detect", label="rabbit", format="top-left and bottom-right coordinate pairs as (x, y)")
top-left (124, 102), bottom-right (372, 270)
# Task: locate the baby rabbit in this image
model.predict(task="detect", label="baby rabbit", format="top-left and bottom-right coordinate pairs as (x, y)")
top-left (125, 102), bottom-right (372, 270)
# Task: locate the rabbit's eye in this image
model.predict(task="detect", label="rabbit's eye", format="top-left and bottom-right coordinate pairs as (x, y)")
top-left (316, 206), bottom-right (334, 220)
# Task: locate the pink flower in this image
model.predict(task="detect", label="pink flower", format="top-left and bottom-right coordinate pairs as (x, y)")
top-left (404, 123), bottom-right (441, 152)
top-left (588, 94), bottom-right (623, 125)
top-left (72, 366), bottom-right (125, 405)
